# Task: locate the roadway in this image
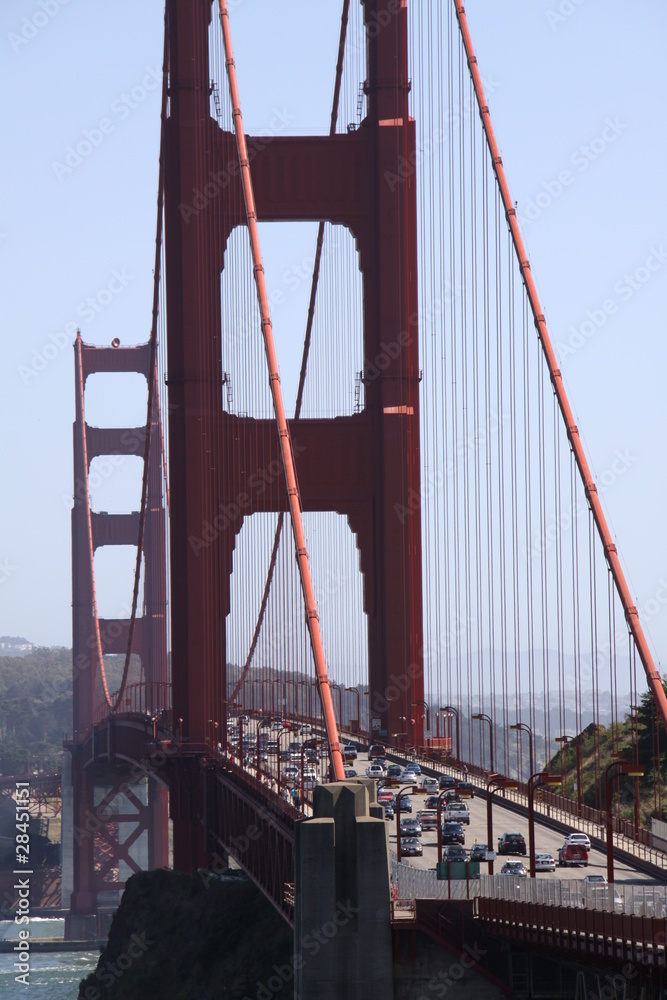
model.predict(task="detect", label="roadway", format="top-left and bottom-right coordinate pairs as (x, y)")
top-left (229, 718), bottom-right (658, 885)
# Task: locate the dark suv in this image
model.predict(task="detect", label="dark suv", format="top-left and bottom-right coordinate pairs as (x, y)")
top-left (441, 822), bottom-right (465, 845)
top-left (497, 832), bottom-right (526, 856)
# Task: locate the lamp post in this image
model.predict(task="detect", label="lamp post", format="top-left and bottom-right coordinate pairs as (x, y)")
top-left (396, 785), bottom-right (421, 863)
top-left (331, 683), bottom-right (343, 725)
top-left (441, 706), bottom-right (459, 762)
top-left (509, 721), bottom-right (533, 783)
top-left (345, 686), bottom-right (360, 734)
top-left (486, 774), bottom-right (518, 874)
top-left (412, 699), bottom-right (429, 735)
top-left (605, 760), bottom-right (644, 883)
top-left (555, 734), bottom-right (583, 816)
top-left (436, 788), bottom-right (452, 866)
top-left (527, 772), bottom-right (562, 876)
top-left (297, 679), bottom-right (309, 722)
top-left (472, 712), bottom-right (494, 774)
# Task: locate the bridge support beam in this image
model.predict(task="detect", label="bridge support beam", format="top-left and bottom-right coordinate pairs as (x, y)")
top-left (294, 780), bottom-right (393, 1000)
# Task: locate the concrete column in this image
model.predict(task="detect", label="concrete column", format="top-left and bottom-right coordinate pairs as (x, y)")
top-left (294, 779), bottom-right (394, 1000)
top-left (60, 750), bottom-right (73, 910)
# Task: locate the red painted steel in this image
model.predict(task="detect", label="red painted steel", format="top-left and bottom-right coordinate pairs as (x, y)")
top-left (218, 0), bottom-right (344, 781)
top-left (164, 0), bottom-right (425, 786)
top-left (455, 1), bottom-right (667, 736)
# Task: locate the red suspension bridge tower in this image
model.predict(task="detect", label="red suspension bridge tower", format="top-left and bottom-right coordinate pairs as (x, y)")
top-left (164, 0), bottom-right (425, 866)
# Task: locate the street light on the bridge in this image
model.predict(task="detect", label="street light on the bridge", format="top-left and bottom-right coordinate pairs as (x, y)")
top-left (440, 706), bottom-right (459, 763)
top-left (510, 721), bottom-right (533, 783)
top-left (396, 785), bottom-right (424, 863)
top-left (527, 772), bottom-right (562, 877)
top-left (486, 774), bottom-right (518, 875)
top-left (345, 687), bottom-right (360, 735)
top-left (555, 734), bottom-right (583, 816)
top-left (605, 760), bottom-right (644, 883)
top-left (472, 713), bottom-right (494, 774)
top-left (297, 680), bottom-right (309, 723)
top-left (331, 683), bottom-right (343, 726)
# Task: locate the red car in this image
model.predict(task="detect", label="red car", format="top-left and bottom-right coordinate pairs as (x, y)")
top-left (557, 843), bottom-right (589, 867)
top-left (368, 743), bottom-right (386, 759)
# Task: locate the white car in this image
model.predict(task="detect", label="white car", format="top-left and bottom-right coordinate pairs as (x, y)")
top-left (421, 777), bottom-right (438, 793)
top-left (564, 832), bottom-right (591, 850)
top-left (443, 801), bottom-right (470, 825)
top-left (534, 852), bottom-right (556, 872)
top-left (399, 769), bottom-right (416, 783)
top-left (366, 763), bottom-right (385, 779)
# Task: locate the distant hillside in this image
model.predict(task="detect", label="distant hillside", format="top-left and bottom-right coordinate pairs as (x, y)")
top-left (0, 646), bottom-right (71, 773)
top-left (0, 636), bottom-right (34, 657)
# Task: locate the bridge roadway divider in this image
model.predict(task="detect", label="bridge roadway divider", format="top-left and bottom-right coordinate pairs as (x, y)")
top-left (336, 727), bottom-right (667, 881)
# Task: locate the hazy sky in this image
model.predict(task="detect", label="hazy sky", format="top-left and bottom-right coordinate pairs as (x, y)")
top-left (1, 1), bottom-right (666, 675)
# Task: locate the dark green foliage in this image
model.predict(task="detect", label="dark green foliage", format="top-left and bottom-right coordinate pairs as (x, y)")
top-left (78, 870), bottom-right (294, 999)
top-left (0, 647), bottom-right (72, 774)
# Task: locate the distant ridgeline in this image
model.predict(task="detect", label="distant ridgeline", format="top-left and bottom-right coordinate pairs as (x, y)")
top-left (0, 636), bottom-right (34, 657)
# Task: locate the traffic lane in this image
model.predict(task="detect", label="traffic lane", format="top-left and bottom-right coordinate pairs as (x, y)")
top-left (376, 769), bottom-right (653, 882)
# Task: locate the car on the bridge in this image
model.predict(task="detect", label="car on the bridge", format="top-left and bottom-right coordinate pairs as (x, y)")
top-left (534, 852), bottom-right (556, 872)
top-left (385, 764), bottom-right (403, 780)
top-left (378, 789), bottom-right (396, 807)
top-left (343, 744), bottom-right (358, 761)
top-left (417, 808), bottom-right (438, 830)
top-left (366, 763), bottom-right (385, 779)
top-left (401, 837), bottom-right (423, 857)
top-left (399, 769), bottom-right (416, 783)
top-left (456, 781), bottom-right (475, 798)
top-left (564, 832), bottom-right (591, 850)
top-left (425, 795), bottom-right (440, 810)
top-left (500, 860), bottom-right (527, 878)
top-left (497, 832), bottom-right (526, 856)
top-left (400, 817), bottom-right (422, 837)
top-left (405, 762), bottom-right (421, 775)
top-left (344, 767), bottom-right (358, 778)
top-left (368, 743), bottom-right (386, 759)
top-left (395, 795), bottom-right (412, 813)
top-left (438, 774), bottom-right (457, 790)
top-left (469, 842), bottom-right (489, 862)
top-left (441, 822), bottom-right (465, 845)
top-left (383, 802), bottom-right (394, 820)
top-left (421, 776), bottom-right (439, 793)
top-left (442, 845), bottom-right (467, 862)
top-left (558, 842), bottom-right (588, 867)
top-left (282, 765), bottom-right (300, 782)
top-left (443, 801), bottom-right (470, 825)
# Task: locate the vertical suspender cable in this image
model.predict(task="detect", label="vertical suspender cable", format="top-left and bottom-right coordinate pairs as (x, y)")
top-left (218, 0), bottom-right (344, 781)
top-left (454, 0), bottom-right (667, 737)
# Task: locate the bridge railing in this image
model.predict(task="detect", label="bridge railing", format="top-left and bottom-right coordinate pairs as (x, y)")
top-left (479, 874), bottom-right (667, 918)
top-left (406, 744), bottom-right (667, 870)
top-left (93, 682), bottom-right (172, 725)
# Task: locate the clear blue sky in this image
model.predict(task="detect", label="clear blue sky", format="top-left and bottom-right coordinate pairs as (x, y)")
top-left (1, 1), bottom-right (666, 678)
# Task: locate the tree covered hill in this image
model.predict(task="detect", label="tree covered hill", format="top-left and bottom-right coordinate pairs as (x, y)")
top-left (0, 646), bottom-right (72, 774)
